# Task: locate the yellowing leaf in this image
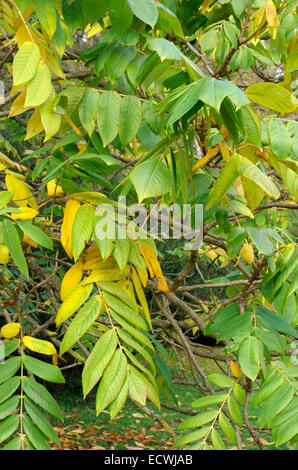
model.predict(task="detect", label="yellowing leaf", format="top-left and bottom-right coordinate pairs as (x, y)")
top-left (230, 360), bottom-right (242, 378)
top-left (22, 336), bottom-right (57, 355)
top-left (60, 260), bottom-right (83, 301)
top-left (139, 242), bottom-right (169, 293)
top-left (23, 233), bottom-right (37, 248)
top-left (47, 179), bottom-right (65, 198)
top-left (61, 199), bottom-right (80, 258)
top-left (241, 243), bottom-right (254, 265)
top-left (245, 83), bottom-right (297, 115)
top-left (265, 0), bottom-right (279, 39)
top-left (13, 41), bottom-right (40, 86)
top-left (11, 206), bottom-right (38, 220)
top-left (0, 244), bottom-right (9, 264)
top-left (25, 63), bottom-right (52, 107)
top-left (5, 173), bottom-right (38, 209)
top-left (132, 268), bottom-right (151, 328)
top-left (56, 283), bottom-right (93, 326)
top-left (1, 322), bottom-right (20, 338)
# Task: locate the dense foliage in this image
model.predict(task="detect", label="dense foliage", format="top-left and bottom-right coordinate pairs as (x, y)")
top-left (0, 0), bottom-right (297, 451)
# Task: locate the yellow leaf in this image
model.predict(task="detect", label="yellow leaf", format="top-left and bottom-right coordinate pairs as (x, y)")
top-left (11, 206), bottom-right (38, 220)
top-left (25, 107), bottom-right (44, 141)
top-left (9, 89), bottom-right (31, 117)
top-left (61, 199), bottom-right (80, 258)
top-left (23, 336), bottom-right (57, 355)
top-left (241, 243), bottom-right (254, 265)
top-left (47, 179), bottom-right (65, 198)
top-left (230, 361), bottom-right (242, 378)
top-left (56, 283), bottom-right (93, 326)
top-left (5, 173), bottom-right (38, 209)
top-left (64, 114), bottom-right (83, 137)
top-left (136, 265), bottom-right (148, 288)
top-left (0, 244), bottom-right (9, 265)
top-left (192, 145), bottom-right (220, 174)
top-left (0, 152), bottom-right (27, 173)
top-left (1, 322), bottom-right (20, 339)
top-left (60, 260), bottom-right (83, 301)
top-left (139, 242), bottom-right (169, 293)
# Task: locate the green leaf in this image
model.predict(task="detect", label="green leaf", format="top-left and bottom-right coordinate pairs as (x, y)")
top-left (24, 396), bottom-right (60, 446)
top-left (148, 38), bottom-right (181, 61)
top-left (79, 88), bottom-right (99, 136)
top-left (2, 339), bottom-right (20, 358)
top-left (245, 83), bottom-right (297, 115)
top-left (13, 41), bottom-right (40, 86)
top-left (173, 428), bottom-right (208, 449)
top-left (192, 393), bottom-right (227, 409)
top-left (274, 413), bottom-right (298, 447)
top-left (109, 0), bottom-right (133, 33)
top-left (130, 155), bottom-right (172, 202)
top-left (0, 357), bottom-right (21, 384)
top-left (25, 63), bottom-right (52, 107)
top-left (218, 411), bottom-right (237, 445)
top-left (287, 39), bottom-right (298, 72)
top-left (228, 395), bottom-right (243, 426)
top-left (269, 119), bottom-right (291, 160)
top-left (82, 329), bottom-right (118, 397)
top-left (0, 395), bottom-right (20, 420)
top-left (117, 329), bottom-right (156, 375)
top-left (211, 428), bottom-right (226, 450)
top-left (71, 204), bottom-right (95, 261)
top-left (106, 45), bottom-right (137, 82)
top-left (258, 383), bottom-right (294, 428)
top-left (1, 436), bottom-right (22, 450)
top-left (109, 376), bottom-right (129, 419)
top-left (207, 373), bottom-right (234, 388)
top-left (127, 0), bottom-right (158, 27)
top-left (34, 0), bottom-right (57, 36)
top-left (178, 410), bottom-right (218, 430)
top-left (96, 349), bottom-right (127, 415)
top-left (97, 92), bottom-right (121, 147)
top-left (257, 306), bottom-right (298, 338)
top-left (247, 227), bottom-right (274, 255)
top-left (2, 219), bottom-right (29, 279)
top-left (238, 105), bottom-right (262, 149)
top-left (128, 369), bottom-right (146, 405)
top-left (105, 293), bottom-right (147, 330)
top-left (17, 220), bottom-right (53, 250)
top-left (107, 311), bottom-right (154, 350)
top-left (206, 153), bottom-right (240, 210)
top-left (197, 78), bottom-right (249, 112)
top-left (113, 239), bottom-right (131, 271)
top-left (156, 3), bottom-right (184, 38)
top-left (166, 81), bottom-right (203, 127)
top-left (23, 414), bottom-right (51, 450)
top-left (0, 415), bottom-right (19, 444)
top-left (231, 0), bottom-right (245, 16)
top-left (60, 296), bottom-right (102, 355)
top-left (119, 96), bottom-right (141, 147)
top-left (23, 355), bottom-right (65, 384)
top-left (238, 336), bottom-right (260, 381)
top-left (22, 376), bottom-right (62, 420)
